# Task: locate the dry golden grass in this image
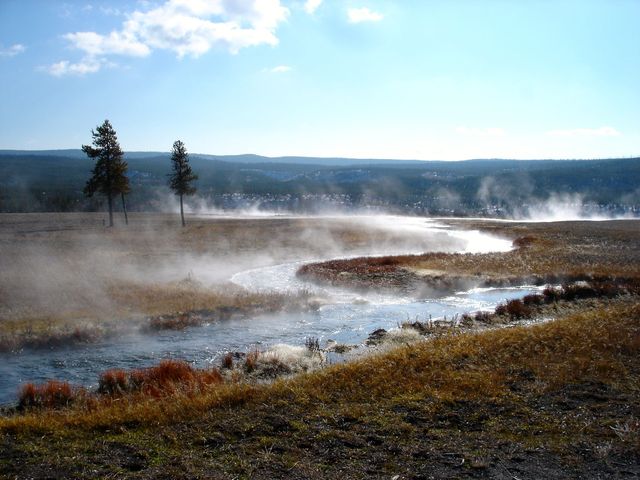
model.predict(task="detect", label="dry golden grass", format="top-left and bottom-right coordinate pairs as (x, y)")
top-left (2, 217), bottom-right (638, 477)
top-left (108, 280), bottom-right (304, 317)
top-left (2, 297), bottom-right (637, 434)
top-left (299, 220), bottom-right (640, 291)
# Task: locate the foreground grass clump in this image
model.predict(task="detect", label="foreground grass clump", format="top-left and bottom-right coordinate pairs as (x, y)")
top-left (98, 360), bottom-right (223, 397)
top-left (18, 381), bottom-right (80, 410)
top-left (14, 360), bottom-right (225, 416)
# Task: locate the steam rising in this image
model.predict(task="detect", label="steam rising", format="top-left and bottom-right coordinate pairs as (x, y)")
top-left (517, 193), bottom-right (632, 222)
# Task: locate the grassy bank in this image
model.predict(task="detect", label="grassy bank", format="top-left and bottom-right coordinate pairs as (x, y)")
top-left (298, 220), bottom-right (640, 295)
top-left (1, 297), bottom-right (639, 478)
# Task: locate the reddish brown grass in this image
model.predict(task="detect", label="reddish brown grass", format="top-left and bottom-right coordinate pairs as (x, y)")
top-left (98, 369), bottom-right (129, 395)
top-left (100, 360), bottom-right (224, 397)
top-left (504, 299), bottom-right (534, 319)
top-left (222, 352), bottom-right (234, 369)
top-left (18, 381), bottom-right (78, 410)
top-left (511, 235), bottom-right (546, 248)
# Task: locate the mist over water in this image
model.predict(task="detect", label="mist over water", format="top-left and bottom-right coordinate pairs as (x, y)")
top-left (0, 213), bottom-right (518, 405)
top-left (515, 193), bottom-right (635, 222)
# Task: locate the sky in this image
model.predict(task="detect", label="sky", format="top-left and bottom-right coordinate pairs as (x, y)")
top-left (0, 0), bottom-right (638, 160)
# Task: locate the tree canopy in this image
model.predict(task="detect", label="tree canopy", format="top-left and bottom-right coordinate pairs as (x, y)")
top-left (83, 120), bottom-right (129, 226)
top-left (168, 140), bottom-right (198, 226)
top-left (168, 140), bottom-right (197, 196)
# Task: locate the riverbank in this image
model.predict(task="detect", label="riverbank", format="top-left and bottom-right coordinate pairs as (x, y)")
top-left (297, 220), bottom-right (640, 295)
top-left (1, 296), bottom-right (638, 478)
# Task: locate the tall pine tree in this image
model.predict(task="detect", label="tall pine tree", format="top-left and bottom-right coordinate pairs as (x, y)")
top-left (168, 140), bottom-right (198, 227)
top-left (83, 120), bottom-right (130, 227)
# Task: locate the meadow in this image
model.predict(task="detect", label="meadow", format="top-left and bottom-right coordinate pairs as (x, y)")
top-left (0, 214), bottom-right (639, 478)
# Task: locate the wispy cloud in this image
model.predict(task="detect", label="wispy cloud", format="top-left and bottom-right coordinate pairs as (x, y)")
top-left (0, 44), bottom-right (26, 57)
top-left (546, 126), bottom-right (621, 137)
top-left (83, 4), bottom-right (123, 16)
top-left (50, 0), bottom-right (290, 75)
top-left (304, 0), bottom-right (323, 14)
top-left (42, 59), bottom-right (101, 77)
top-left (347, 7), bottom-right (383, 24)
top-left (41, 57), bottom-right (116, 77)
top-left (456, 126), bottom-right (506, 137)
top-left (268, 65), bottom-right (292, 73)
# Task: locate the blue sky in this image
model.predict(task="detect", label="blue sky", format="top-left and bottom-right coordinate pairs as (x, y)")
top-left (0, 0), bottom-right (638, 160)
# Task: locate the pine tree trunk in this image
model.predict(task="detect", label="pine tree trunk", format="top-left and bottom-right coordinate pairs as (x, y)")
top-left (180, 194), bottom-right (185, 227)
top-left (121, 193), bottom-right (128, 225)
top-left (107, 193), bottom-right (114, 227)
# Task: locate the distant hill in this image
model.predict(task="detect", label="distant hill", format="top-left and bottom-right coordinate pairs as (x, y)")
top-left (0, 149), bottom-right (426, 166)
top-left (0, 150), bottom-right (638, 216)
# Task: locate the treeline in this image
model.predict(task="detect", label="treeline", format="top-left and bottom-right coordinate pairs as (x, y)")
top-left (1, 139), bottom-right (639, 216)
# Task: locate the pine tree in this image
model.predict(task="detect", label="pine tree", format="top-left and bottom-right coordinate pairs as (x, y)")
top-left (83, 120), bottom-right (130, 227)
top-left (168, 140), bottom-right (198, 227)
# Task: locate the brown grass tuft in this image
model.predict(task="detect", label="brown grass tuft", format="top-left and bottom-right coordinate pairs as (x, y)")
top-left (101, 360), bottom-right (224, 397)
top-left (245, 349), bottom-right (260, 373)
top-left (222, 352), bottom-right (234, 369)
top-left (18, 380), bottom-right (78, 410)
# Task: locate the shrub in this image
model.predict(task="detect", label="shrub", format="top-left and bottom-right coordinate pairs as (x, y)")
top-left (495, 304), bottom-right (508, 316)
top-left (474, 311), bottom-right (492, 323)
top-left (522, 294), bottom-right (544, 306)
top-left (495, 299), bottom-right (534, 319)
top-left (18, 380), bottom-right (77, 410)
top-left (147, 313), bottom-right (203, 331)
top-left (222, 352), bottom-right (234, 369)
top-left (98, 369), bottom-right (129, 395)
top-left (543, 286), bottom-right (562, 303)
top-left (245, 349), bottom-right (260, 372)
top-left (505, 299), bottom-right (534, 319)
top-left (97, 360), bottom-right (223, 397)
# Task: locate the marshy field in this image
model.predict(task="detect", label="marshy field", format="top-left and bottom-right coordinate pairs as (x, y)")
top-left (0, 212), bottom-right (639, 479)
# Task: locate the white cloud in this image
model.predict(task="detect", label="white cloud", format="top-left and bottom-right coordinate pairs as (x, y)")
top-left (347, 7), bottom-right (383, 23)
top-left (54, 0), bottom-right (290, 75)
top-left (65, 31), bottom-right (150, 57)
top-left (546, 126), bottom-right (621, 137)
top-left (304, 0), bottom-right (322, 14)
top-left (455, 126), bottom-right (506, 137)
top-left (0, 44), bottom-right (26, 57)
top-left (268, 65), bottom-right (292, 73)
top-left (43, 58), bottom-right (102, 76)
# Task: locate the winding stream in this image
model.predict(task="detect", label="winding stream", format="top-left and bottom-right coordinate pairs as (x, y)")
top-left (0, 216), bottom-right (537, 405)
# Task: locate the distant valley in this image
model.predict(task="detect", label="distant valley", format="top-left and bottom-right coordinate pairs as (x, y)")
top-left (1, 150), bottom-right (638, 218)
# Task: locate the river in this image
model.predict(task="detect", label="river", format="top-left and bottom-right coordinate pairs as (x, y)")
top-left (0, 216), bottom-right (538, 405)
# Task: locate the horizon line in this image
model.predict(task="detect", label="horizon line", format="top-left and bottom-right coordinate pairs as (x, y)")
top-left (1, 148), bottom-right (639, 164)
